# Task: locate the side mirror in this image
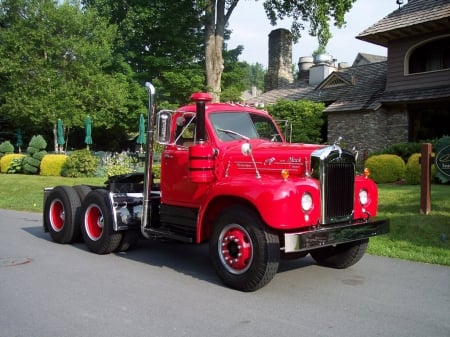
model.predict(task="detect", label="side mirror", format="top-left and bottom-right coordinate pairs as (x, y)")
top-left (156, 110), bottom-right (172, 144)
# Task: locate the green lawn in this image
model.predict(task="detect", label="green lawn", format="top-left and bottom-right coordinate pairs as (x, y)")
top-left (0, 174), bottom-right (449, 266)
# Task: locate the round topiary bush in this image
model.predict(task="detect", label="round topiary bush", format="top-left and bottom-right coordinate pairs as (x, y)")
top-left (0, 140), bottom-right (14, 159)
top-left (40, 154), bottom-right (69, 176)
top-left (24, 135), bottom-right (47, 174)
top-left (405, 153), bottom-right (421, 185)
top-left (365, 154), bottom-right (405, 183)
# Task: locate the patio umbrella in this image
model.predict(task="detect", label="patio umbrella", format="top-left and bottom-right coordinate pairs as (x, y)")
top-left (84, 116), bottom-right (93, 150)
top-left (136, 114), bottom-right (146, 152)
top-left (16, 128), bottom-right (23, 153)
top-left (57, 119), bottom-right (65, 153)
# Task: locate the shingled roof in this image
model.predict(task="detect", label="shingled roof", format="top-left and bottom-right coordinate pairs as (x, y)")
top-left (245, 61), bottom-right (387, 113)
top-left (357, 0), bottom-right (450, 47)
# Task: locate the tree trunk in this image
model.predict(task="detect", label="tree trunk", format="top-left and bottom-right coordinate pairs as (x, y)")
top-left (205, 0), bottom-right (239, 102)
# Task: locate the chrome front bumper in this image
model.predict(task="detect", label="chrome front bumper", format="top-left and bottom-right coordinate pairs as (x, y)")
top-left (284, 218), bottom-right (389, 253)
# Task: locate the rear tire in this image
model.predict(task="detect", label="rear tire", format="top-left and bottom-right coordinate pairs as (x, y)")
top-left (210, 205), bottom-right (280, 292)
top-left (44, 186), bottom-right (82, 244)
top-left (310, 239), bottom-right (369, 269)
top-left (115, 230), bottom-right (140, 252)
top-left (81, 189), bottom-right (123, 254)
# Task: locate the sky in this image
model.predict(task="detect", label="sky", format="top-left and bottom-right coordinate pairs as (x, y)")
top-left (227, 0), bottom-right (403, 67)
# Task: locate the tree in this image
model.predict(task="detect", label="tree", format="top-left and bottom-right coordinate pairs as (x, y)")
top-left (203, 0), bottom-right (356, 101)
top-left (0, 0), bottom-right (144, 151)
top-left (267, 99), bottom-right (325, 143)
top-left (83, 0), bottom-right (206, 106)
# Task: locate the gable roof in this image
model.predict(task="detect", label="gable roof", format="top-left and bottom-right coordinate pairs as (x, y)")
top-left (245, 62), bottom-right (387, 113)
top-left (357, 0), bottom-right (450, 47)
top-left (353, 53), bottom-right (387, 66)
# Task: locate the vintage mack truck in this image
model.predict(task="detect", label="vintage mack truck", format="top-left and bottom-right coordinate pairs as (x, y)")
top-left (43, 84), bottom-right (389, 291)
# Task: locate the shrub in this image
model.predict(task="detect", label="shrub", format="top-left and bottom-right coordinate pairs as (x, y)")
top-left (23, 135), bottom-right (47, 174)
top-left (405, 153), bottom-right (421, 185)
top-left (365, 154), bottom-right (405, 183)
top-left (6, 156), bottom-right (25, 174)
top-left (40, 154), bottom-right (68, 176)
top-left (405, 153), bottom-right (438, 185)
top-left (0, 153), bottom-right (25, 173)
top-left (61, 149), bottom-right (99, 177)
top-left (99, 152), bottom-right (134, 178)
top-left (0, 141), bottom-right (14, 159)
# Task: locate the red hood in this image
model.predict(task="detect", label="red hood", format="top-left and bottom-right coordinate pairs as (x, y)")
top-left (218, 140), bottom-right (325, 178)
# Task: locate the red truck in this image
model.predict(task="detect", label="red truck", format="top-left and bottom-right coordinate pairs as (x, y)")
top-left (43, 86), bottom-right (389, 291)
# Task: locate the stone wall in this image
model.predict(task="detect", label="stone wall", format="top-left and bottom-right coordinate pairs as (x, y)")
top-left (327, 107), bottom-right (408, 154)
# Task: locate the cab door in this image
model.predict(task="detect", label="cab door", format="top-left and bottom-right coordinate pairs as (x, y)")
top-left (160, 114), bottom-right (209, 206)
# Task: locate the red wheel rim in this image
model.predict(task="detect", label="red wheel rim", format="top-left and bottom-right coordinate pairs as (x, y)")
top-left (218, 224), bottom-right (253, 274)
top-left (85, 205), bottom-right (104, 241)
top-left (49, 200), bottom-right (65, 232)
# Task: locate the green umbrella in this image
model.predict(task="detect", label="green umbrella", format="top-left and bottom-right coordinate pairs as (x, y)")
top-left (136, 114), bottom-right (146, 152)
top-left (84, 116), bottom-right (93, 149)
top-left (57, 119), bottom-right (65, 146)
top-left (16, 128), bottom-right (23, 153)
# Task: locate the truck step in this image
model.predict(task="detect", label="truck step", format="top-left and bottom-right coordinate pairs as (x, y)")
top-left (143, 227), bottom-right (193, 243)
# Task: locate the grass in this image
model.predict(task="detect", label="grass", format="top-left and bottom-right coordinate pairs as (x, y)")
top-left (0, 174), bottom-right (449, 266)
top-left (368, 184), bottom-right (450, 266)
top-left (0, 175), bottom-right (105, 212)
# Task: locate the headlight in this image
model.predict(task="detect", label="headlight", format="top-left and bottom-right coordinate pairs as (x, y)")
top-left (301, 192), bottom-right (313, 211)
top-left (359, 189), bottom-right (368, 205)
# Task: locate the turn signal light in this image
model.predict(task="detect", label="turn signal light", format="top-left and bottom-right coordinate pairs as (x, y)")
top-left (363, 168), bottom-right (370, 178)
top-left (281, 169), bottom-right (289, 180)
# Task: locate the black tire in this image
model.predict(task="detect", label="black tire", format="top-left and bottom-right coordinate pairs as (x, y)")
top-left (72, 185), bottom-right (92, 242)
top-left (310, 239), bottom-right (369, 269)
top-left (44, 186), bottom-right (82, 244)
top-left (209, 205), bottom-right (280, 292)
top-left (81, 189), bottom-right (123, 254)
top-left (73, 185), bottom-right (92, 200)
top-left (115, 230), bottom-right (141, 252)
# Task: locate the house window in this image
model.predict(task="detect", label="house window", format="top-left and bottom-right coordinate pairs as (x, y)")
top-left (408, 36), bottom-right (450, 74)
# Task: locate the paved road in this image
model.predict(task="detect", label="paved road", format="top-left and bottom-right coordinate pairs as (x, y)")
top-left (1, 209), bottom-right (449, 337)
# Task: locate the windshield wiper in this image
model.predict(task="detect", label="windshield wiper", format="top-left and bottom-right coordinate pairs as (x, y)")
top-left (216, 128), bottom-right (250, 141)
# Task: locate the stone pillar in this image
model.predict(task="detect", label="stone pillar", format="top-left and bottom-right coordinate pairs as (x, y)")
top-left (264, 29), bottom-right (294, 92)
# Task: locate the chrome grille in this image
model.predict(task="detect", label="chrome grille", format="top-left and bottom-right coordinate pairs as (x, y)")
top-left (311, 146), bottom-right (355, 225)
top-left (324, 159), bottom-right (354, 223)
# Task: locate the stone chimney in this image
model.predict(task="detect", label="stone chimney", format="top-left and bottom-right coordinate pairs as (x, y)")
top-left (264, 29), bottom-right (294, 92)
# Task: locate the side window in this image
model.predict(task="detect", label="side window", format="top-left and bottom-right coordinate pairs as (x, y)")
top-left (174, 115), bottom-right (196, 146)
top-left (408, 36), bottom-right (450, 74)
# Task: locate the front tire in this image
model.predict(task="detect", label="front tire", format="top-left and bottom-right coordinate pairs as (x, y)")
top-left (210, 205), bottom-right (280, 292)
top-left (44, 186), bottom-right (82, 244)
top-left (81, 189), bottom-right (123, 254)
top-left (310, 239), bottom-right (369, 269)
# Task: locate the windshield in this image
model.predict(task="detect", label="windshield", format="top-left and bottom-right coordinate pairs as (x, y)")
top-left (210, 112), bottom-right (282, 142)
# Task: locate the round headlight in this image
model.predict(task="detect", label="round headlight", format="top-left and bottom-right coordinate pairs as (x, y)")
top-left (359, 189), bottom-right (368, 205)
top-left (301, 192), bottom-right (313, 211)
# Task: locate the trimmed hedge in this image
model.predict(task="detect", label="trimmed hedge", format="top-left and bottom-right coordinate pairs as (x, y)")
top-left (365, 154), bottom-right (405, 183)
top-left (405, 153), bottom-right (437, 185)
top-left (0, 153), bottom-right (25, 173)
top-left (40, 154), bottom-right (69, 176)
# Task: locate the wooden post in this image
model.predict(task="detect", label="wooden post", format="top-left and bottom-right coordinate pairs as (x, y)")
top-left (420, 143), bottom-right (432, 215)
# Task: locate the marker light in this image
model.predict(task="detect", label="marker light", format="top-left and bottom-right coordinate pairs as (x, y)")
top-left (364, 168), bottom-right (370, 178)
top-left (281, 169), bottom-right (289, 180)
